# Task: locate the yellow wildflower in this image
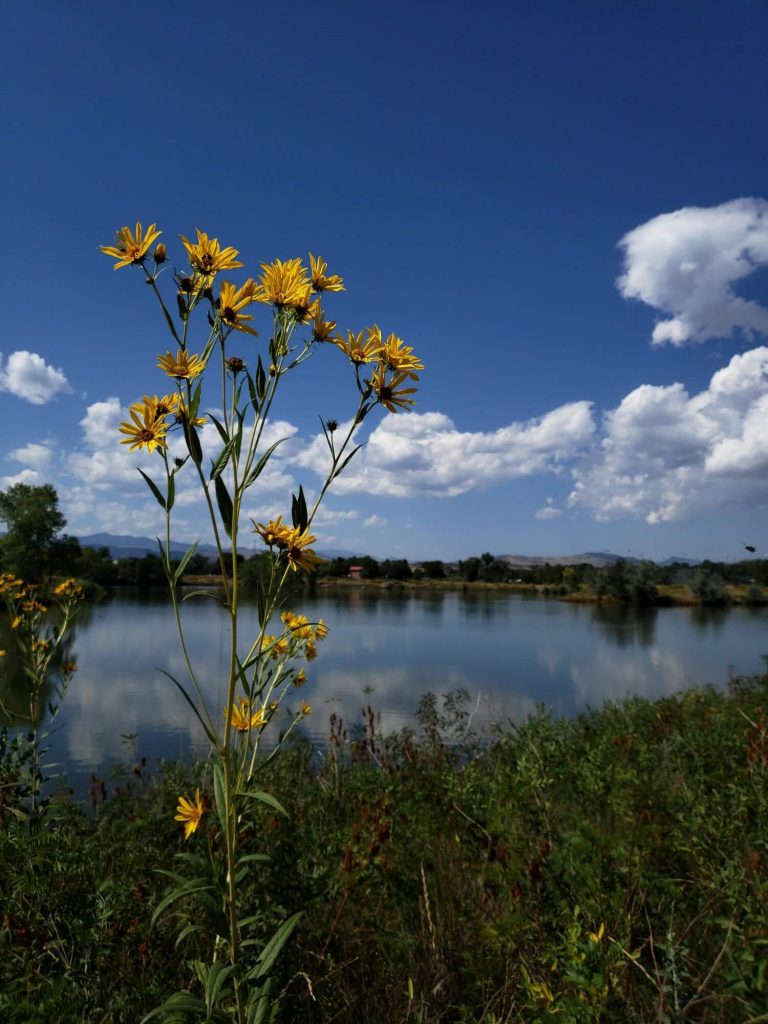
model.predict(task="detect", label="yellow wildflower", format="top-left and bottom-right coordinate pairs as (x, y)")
top-left (268, 636), bottom-right (290, 659)
top-left (371, 366), bottom-right (418, 413)
top-left (308, 253), bottom-right (345, 292)
top-left (305, 640), bottom-right (318, 661)
top-left (119, 404), bottom-right (169, 453)
top-left (10, 616), bottom-right (21, 630)
top-left (380, 333), bottom-right (424, 380)
top-left (283, 527), bottom-right (323, 573)
top-left (314, 619), bottom-right (329, 640)
top-left (218, 279), bottom-right (259, 336)
top-left (294, 668), bottom-right (307, 687)
top-left (226, 699), bottom-right (267, 733)
top-left (0, 649), bottom-right (6, 657)
top-left (131, 393), bottom-right (180, 421)
top-left (588, 923), bottom-right (606, 943)
top-left (61, 661), bottom-right (77, 674)
top-left (334, 329), bottom-right (382, 366)
top-left (311, 306), bottom-right (336, 342)
top-left (175, 789), bottom-right (205, 840)
top-left (253, 258), bottom-right (311, 307)
top-left (293, 287), bottom-right (321, 325)
top-left (100, 221), bottom-right (162, 269)
top-left (157, 350), bottom-right (206, 380)
top-left (53, 579), bottom-right (82, 598)
top-left (300, 702), bottom-right (312, 716)
top-left (180, 229), bottom-right (243, 279)
top-left (253, 516), bottom-right (292, 548)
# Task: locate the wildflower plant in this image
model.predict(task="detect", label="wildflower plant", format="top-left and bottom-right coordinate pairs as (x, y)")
top-left (0, 574), bottom-right (82, 826)
top-left (102, 222), bottom-right (423, 1022)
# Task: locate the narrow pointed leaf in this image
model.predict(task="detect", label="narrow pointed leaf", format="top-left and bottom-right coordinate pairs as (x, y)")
top-left (252, 911), bottom-right (303, 979)
top-left (236, 789), bottom-right (289, 818)
top-left (137, 469), bottom-right (166, 510)
top-left (172, 540), bottom-right (200, 585)
top-left (243, 438), bottom-right (285, 490)
top-left (214, 476), bottom-right (233, 537)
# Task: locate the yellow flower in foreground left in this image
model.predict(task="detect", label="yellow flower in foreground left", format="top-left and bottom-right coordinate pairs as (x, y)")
top-left (119, 405), bottom-right (169, 453)
top-left (101, 221), bottom-right (162, 269)
top-left (158, 350), bottom-right (206, 380)
top-left (175, 788), bottom-right (205, 840)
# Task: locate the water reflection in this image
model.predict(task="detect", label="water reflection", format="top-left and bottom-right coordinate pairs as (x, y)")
top-left (591, 604), bottom-right (658, 647)
top-left (2, 588), bottom-right (766, 791)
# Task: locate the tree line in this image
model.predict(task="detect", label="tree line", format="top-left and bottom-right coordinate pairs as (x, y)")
top-left (0, 483), bottom-right (764, 603)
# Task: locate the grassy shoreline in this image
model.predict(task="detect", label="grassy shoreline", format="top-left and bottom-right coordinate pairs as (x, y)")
top-left (3, 672), bottom-right (768, 1021)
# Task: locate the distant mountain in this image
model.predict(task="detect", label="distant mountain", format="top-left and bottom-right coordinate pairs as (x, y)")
top-left (76, 532), bottom-right (361, 562)
top-left (498, 551), bottom-right (639, 569)
top-left (78, 533), bottom-right (235, 559)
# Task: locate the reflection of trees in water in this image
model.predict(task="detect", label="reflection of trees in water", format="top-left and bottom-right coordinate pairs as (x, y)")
top-left (689, 605), bottom-right (730, 633)
top-left (591, 604), bottom-right (658, 648)
top-left (0, 621), bottom-right (78, 726)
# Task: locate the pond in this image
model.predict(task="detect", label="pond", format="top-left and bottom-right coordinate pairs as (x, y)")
top-left (2, 587), bottom-right (767, 792)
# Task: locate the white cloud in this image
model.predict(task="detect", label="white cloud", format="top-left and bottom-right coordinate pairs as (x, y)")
top-left (0, 350), bottom-right (72, 404)
top-left (293, 403), bottom-right (595, 498)
top-left (535, 506), bottom-right (562, 520)
top-left (9, 442), bottom-right (53, 470)
top-left (0, 468), bottom-right (41, 488)
top-left (618, 198), bottom-right (768, 346)
top-left (364, 514), bottom-right (388, 527)
top-left (569, 345), bottom-right (768, 522)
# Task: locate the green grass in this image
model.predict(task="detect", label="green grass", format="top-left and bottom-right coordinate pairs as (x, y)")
top-left (2, 674), bottom-right (768, 1022)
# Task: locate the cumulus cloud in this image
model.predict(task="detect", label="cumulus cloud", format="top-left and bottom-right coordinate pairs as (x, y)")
top-left (9, 442), bottom-right (53, 470)
top-left (618, 198), bottom-right (768, 346)
top-left (364, 514), bottom-right (388, 527)
top-left (293, 403), bottom-right (596, 498)
top-left (535, 505), bottom-right (562, 520)
top-left (0, 350), bottom-right (72, 404)
top-left (569, 346), bottom-right (768, 522)
top-left (0, 468), bottom-right (41, 488)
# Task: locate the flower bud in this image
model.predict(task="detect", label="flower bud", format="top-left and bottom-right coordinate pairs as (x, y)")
top-left (153, 242), bottom-right (167, 264)
top-left (226, 356), bottom-right (246, 375)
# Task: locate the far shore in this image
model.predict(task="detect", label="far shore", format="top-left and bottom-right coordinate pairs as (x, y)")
top-left (178, 574), bottom-right (765, 607)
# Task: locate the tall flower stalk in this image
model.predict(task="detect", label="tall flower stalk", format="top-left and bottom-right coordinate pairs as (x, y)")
top-left (0, 575), bottom-right (82, 827)
top-left (102, 223), bottom-right (423, 1022)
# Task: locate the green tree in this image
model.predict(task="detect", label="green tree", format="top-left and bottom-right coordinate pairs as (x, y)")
top-left (0, 483), bottom-right (66, 581)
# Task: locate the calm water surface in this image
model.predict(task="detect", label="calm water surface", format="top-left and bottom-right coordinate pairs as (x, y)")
top-left (3, 587), bottom-right (767, 789)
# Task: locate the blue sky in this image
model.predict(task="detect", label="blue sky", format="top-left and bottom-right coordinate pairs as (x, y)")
top-left (3, 0), bottom-right (768, 561)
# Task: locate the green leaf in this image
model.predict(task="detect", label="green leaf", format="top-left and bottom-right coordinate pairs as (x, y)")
top-left (167, 470), bottom-right (175, 513)
top-left (256, 357), bottom-right (267, 400)
top-left (236, 789), bottom-right (289, 818)
top-left (246, 370), bottom-right (259, 411)
top-left (244, 439), bottom-right (285, 490)
top-left (172, 540), bottom-right (200, 585)
top-left (158, 669), bottom-right (218, 747)
top-left (214, 476), bottom-right (233, 538)
top-left (208, 413), bottom-right (229, 447)
top-left (138, 469), bottom-right (166, 510)
top-left (189, 380), bottom-right (203, 421)
top-left (212, 762), bottom-right (227, 830)
top-left (206, 962), bottom-right (236, 1018)
top-left (175, 922), bottom-right (203, 948)
top-left (291, 485), bottom-right (308, 532)
top-left (209, 438), bottom-right (235, 481)
top-left (150, 879), bottom-right (214, 927)
top-left (181, 414), bottom-right (203, 467)
top-left (140, 991), bottom-right (207, 1023)
top-left (331, 443), bottom-right (365, 482)
top-left (251, 911), bottom-right (303, 980)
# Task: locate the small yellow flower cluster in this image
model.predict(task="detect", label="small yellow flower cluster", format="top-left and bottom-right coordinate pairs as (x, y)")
top-left (53, 578), bottom-right (84, 600)
top-left (225, 698), bottom-right (268, 733)
top-left (332, 324), bottom-right (423, 412)
top-left (252, 516), bottom-right (322, 574)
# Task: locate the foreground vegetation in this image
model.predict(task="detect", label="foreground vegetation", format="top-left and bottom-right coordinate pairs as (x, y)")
top-left (3, 673), bottom-right (768, 1022)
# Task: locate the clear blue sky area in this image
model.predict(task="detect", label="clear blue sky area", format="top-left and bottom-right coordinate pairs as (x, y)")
top-left (2, 0), bottom-right (768, 561)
